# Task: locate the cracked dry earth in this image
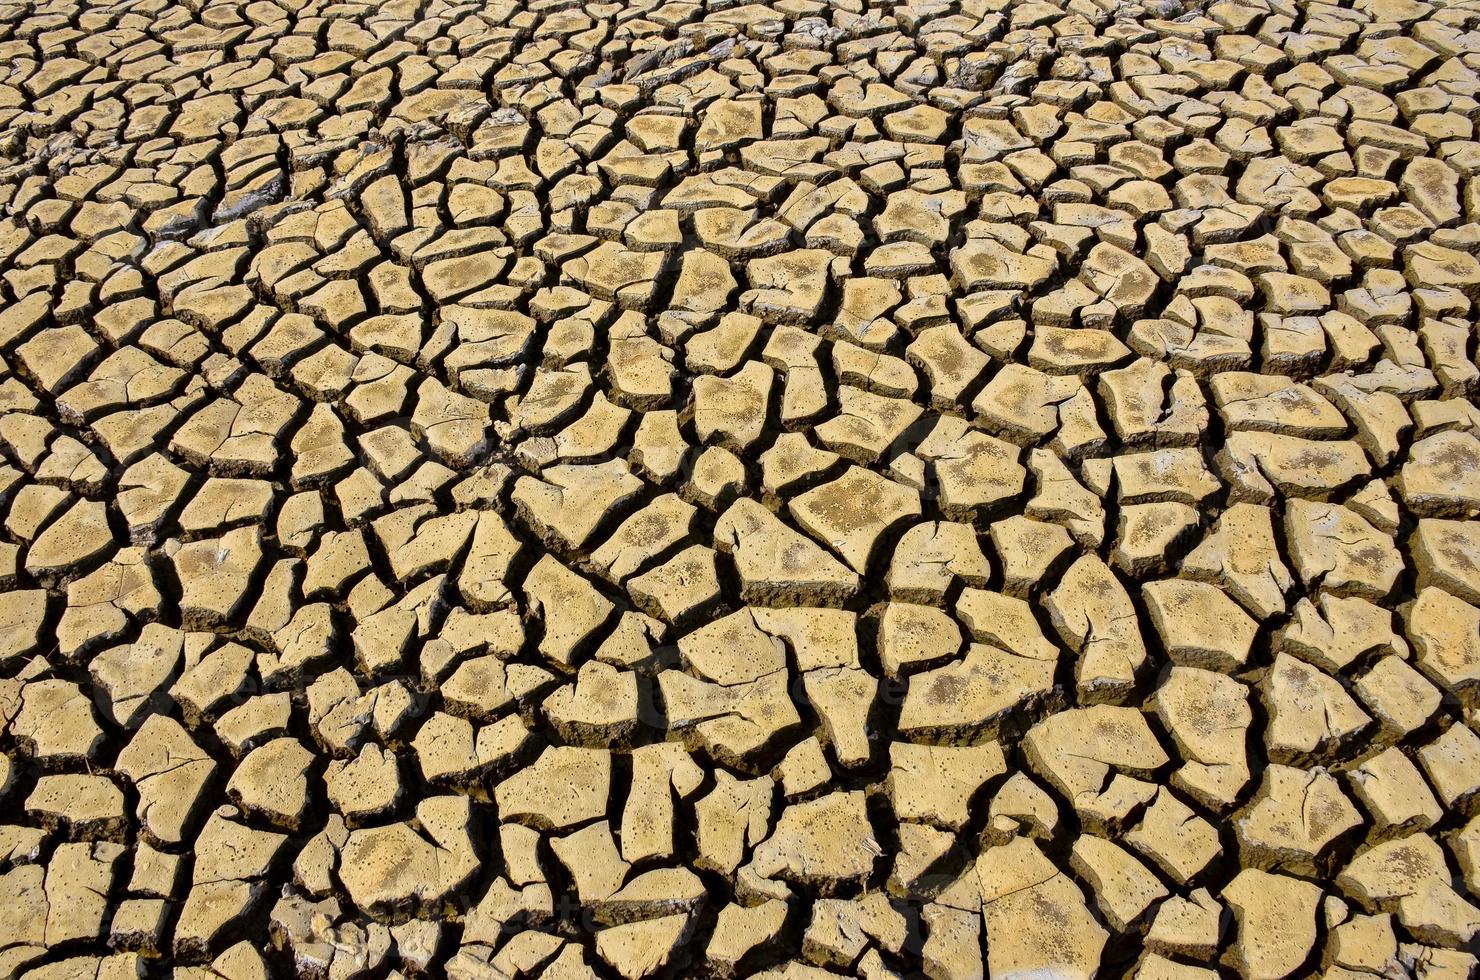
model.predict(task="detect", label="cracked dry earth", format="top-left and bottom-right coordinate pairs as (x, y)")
top-left (8, 0), bottom-right (1480, 979)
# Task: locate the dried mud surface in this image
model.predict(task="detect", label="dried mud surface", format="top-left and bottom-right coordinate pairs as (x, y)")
top-left (1, 0), bottom-right (1480, 976)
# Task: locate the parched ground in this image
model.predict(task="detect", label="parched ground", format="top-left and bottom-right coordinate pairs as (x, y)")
top-left (2, 0), bottom-right (1480, 976)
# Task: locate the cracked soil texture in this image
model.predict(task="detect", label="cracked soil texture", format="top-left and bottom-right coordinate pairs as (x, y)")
top-left (0, 0), bottom-right (1479, 976)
